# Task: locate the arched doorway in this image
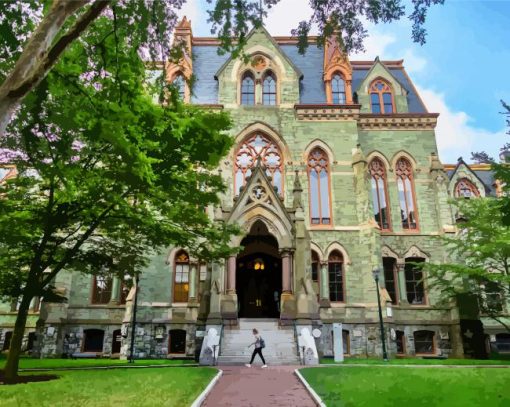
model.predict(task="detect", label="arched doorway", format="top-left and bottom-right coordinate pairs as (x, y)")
top-left (236, 221), bottom-right (282, 318)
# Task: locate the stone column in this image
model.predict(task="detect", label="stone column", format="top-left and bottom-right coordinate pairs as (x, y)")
top-left (320, 261), bottom-right (330, 307)
top-left (281, 250), bottom-right (292, 294)
top-left (110, 277), bottom-right (121, 304)
top-left (396, 260), bottom-right (408, 304)
top-left (189, 263), bottom-right (197, 301)
top-left (226, 255), bottom-right (236, 294)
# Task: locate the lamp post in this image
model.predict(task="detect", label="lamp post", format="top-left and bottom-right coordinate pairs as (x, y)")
top-left (128, 275), bottom-right (140, 363)
top-left (372, 268), bottom-right (388, 361)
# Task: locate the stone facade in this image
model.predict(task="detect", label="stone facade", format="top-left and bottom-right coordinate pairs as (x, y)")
top-left (1, 22), bottom-right (508, 361)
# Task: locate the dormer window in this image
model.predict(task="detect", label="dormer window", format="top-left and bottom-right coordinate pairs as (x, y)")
top-left (241, 72), bottom-right (255, 105)
top-left (370, 79), bottom-right (394, 114)
top-left (331, 74), bottom-right (346, 104)
top-left (262, 72), bottom-right (277, 105)
top-left (455, 178), bottom-right (480, 198)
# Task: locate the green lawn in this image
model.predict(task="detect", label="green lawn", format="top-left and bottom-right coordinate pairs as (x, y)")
top-left (320, 357), bottom-right (510, 365)
top-left (301, 366), bottom-right (510, 407)
top-left (0, 367), bottom-right (217, 407)
top-left (0, 356), bottom-right (194, 370)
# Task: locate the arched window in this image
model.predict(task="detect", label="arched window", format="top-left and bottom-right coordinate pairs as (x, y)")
top-left (173, 74), bottom-right (186, 100)
top-left (234, 133), bottom-right (283, 196)
top-left (83, 329), bottom-right (105, 352)
top-left (369, 158), bottom-right (391, 230)
top-left (308, 147), bottom-right (331, 225)
top-left (413, 330), bottom-right (435, 354)
top-left (328, 250), bottom-right (344, 302)
top-left (370, 79), bottom-right (394, 114)
top-left (331, 73), bottom-right (346, 104)
top-left (173, 250), bottom-right (190, 302)
top-left (262, 72), bottom-right (277, 105)
top-left (455, 178), bottom-right (480, 198)
top-left (311, 251), bottom-right (320, 282)
top-left (241, 72), bottom-right (255, 105)
top-left (395, 157), bottom-right (418, 230)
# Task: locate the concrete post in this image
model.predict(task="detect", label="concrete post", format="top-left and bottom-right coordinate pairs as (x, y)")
top-left (227, 255), bottom-right (236, 294)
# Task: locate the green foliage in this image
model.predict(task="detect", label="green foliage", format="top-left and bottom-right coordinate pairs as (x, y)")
top-left (425, 198), bottom-right (510, 330)
top-left (206, 0), bottom-right (445, 57)
top-left (0, 12), bottom-right (238, 301)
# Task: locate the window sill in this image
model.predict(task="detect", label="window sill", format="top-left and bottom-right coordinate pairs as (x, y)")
top-left (171, 303), bottom-right (189, 308)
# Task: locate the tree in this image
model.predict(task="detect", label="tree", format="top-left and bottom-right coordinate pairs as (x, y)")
top-left (471, 100), bottom-right (510, 225)
top-left (0, 12), bottom-right (237, 382)
top-left (425, 198), bottom-right (510, 333)
top-left (0, 0), bottom-right (445, 134)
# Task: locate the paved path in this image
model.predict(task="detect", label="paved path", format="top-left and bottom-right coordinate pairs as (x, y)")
top-left (202, 365), bottom-right (316, 407)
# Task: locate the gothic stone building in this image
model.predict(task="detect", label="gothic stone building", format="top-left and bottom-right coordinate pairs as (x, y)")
top-left (1, 20), bottom-right (509, 361)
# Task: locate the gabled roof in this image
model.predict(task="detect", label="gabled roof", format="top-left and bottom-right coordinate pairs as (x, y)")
top-left (214, 26), bottom-right (303, 80)
top-left (354, 56), bottom-right (409, 95)
top-left (446, 157), bottom-right (494, 195)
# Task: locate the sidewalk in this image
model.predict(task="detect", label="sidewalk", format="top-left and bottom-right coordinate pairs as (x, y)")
top-left (202, 365), bottom-right (316, 407)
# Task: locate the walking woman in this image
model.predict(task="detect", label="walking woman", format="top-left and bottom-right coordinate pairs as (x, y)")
top-left (245, 328), bottom-right (267, 368)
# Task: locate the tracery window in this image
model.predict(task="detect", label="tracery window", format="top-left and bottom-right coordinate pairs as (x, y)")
top-left (308, 147), bottom-right (331, 225)
top-left (311, 250), bottom-right (320, 282)
top-left (328, 250), bottom-right (344, 302)
top-left (174, 250), bottom-right (190, 303)
top-left (370, 79), bottom-right (394, 114)
top-left (369, 158), bottom-right (391, 230)
top-left (331, 73), bottom-right (346, 104)
top-left (262, 72), bottom-right (277, 105)
top-left (92, 276), bottom-right (112, 304)
top-left (173, 74), bottom-right (186, 100)
top-left (241, 72), bottom-right (255, 105)
top-left (234, 133), bottom-right (283, 196)
top-left (455, 178), bottom-right (480, 198)
top-left (395, 157), bottom-right (418, 230)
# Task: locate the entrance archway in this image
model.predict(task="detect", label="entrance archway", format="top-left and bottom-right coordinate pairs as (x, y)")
top-left (236, 221), bottom-right (282, 318)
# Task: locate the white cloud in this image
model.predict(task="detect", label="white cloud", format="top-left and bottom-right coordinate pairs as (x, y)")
top-left (263, 0), bottom-right (313, 35)
top-left (417, 85), bottom-right (506, 163)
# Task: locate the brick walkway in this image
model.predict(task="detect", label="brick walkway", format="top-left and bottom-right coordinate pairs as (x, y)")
top-left (202, 365), bottom-right (316, 407)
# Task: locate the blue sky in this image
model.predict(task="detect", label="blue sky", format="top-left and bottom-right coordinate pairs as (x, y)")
top-left (178, 0), bottom-right (509, 164)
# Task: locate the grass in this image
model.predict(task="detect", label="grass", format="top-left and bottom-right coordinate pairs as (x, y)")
top-left (320, 357), bottom-right (510, 365)
top-left (0, 355), bottom-right (195, 370)
top-left (0, 367), bottom-right (217, 407)
top-left (300, 366), bottom-right (510, 406)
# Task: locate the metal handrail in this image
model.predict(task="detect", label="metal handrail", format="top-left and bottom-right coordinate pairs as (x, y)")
top-left (292, 321), bottom-right (303, 365)
top-left (215, 323), bottom-right (225, 366)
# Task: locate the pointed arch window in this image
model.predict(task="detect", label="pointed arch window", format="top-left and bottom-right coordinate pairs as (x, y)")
top-left (396, 157), bottom-right (418, 230)
top-left (173, 74), bottom-right (186, 100)
top-left (370, 79), bottom-right (394, 114)
top-left (234, 133), bottom-right (283, 196)
top-left (241, 72), bottom-right (255, 105)
top-left (311, 251), bottom-right (320, 282)
top-left (331, 73), bottom-right (346, 104)
top-left (173, 250), bottom-right (190, 303)
top-left (369, 158), bottom-right (391, 230)
top-left (262, 72), bottom-right (277, 105)
top-left (455, 178), bottom-right (480, 198)
top-left (308, 148), bottom-right (331, 225)
top-left (328, 250), bottom-right (344, 302)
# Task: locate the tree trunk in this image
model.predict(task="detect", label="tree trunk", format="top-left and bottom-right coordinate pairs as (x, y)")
top-left (0, 0), bottom-right (109, 136)
top-left (3, 294), bottom-right (33, 382)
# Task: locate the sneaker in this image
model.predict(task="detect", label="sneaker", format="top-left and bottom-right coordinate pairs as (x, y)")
top-left (261, 365), bottom-right (268, 368)
top-left (245, 364), bottom-right (251, 367)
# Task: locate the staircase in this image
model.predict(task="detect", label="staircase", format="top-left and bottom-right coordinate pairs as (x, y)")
top-left (217, 318), bottom-right (301, 365)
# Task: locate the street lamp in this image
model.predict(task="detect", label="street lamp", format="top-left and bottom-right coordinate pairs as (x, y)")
top-left (372, 268), bottom-right (388, 361)
top-left (128, 275), bottom-right (140, 364)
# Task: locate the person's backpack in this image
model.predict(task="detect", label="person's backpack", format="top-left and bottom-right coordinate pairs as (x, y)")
top-left (260, 337), bottom-right (266, 349)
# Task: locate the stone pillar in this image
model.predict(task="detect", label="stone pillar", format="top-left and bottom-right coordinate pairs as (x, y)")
top-left (320, 261), bottom-right (330, 307)
top-left (189, 263), bottom-right (197, 301)
top-left (110, 277), bottom-right (121, 304)
top-left (227, 255), bottom-right (236, 294)
top-left (396, 260), bottom-right (408, 304)
top-left (281, 250), bottom-right (292, 294)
